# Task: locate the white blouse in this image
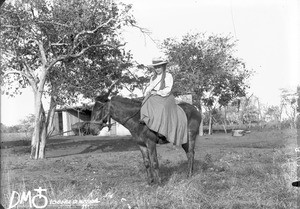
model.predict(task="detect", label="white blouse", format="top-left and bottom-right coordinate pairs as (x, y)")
top-left (145, 72), bottom-right (173, 97)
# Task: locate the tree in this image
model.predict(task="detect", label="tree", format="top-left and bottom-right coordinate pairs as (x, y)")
top-left (19, 114), bottom-right (35, 137)
top-left (0, 0), bottom-right (136, 159)
top-left (280, 88), bottom-right (298, 129)
top-left (162, 33), bottom-right (252, 134)
top-left (264, 105), bottom-right (282, 129)
top-left (0, 123), bottom-right (7, 133)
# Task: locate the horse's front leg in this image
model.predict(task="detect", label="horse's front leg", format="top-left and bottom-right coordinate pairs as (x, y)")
top-left (147, 139), bottom-right (161, 184)
top-left (138, 144), bottom-right (154, 184)
top-left (182, 131), bottom-right (197, 178)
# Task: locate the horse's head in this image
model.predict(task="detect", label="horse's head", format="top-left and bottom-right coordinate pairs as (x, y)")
top-left (89, 79), bottom-right (121, 135)
top-left (89, 95), bottom-right (111, 135)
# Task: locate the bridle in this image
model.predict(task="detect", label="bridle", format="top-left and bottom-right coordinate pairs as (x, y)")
top-left (94, 99), bottom-right (138, 127)
top-left (90, 100), bottom-right (112, 130)
top-left (90, 73), bottom-right (164, 128)
top-left (91, 97), bottom-right (144, 129)
top-left (90, 87), bottom-right (158, 129)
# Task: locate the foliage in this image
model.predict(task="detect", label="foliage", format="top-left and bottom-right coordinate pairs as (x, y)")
top-left (19, 114), bottom-right (35, 135)
top-left (162, 33), bottom-right (252, 109)
top-left (277, 88), bottom-right (298, 129)
top-left (1, 123), bottom-right (22, 133)
top-left (0, 114), bottom-right (35, 134)
top-left (265, 105), bottom-right (281, 122)
top-left (297, 86), bottom-right (300, 113)
top-left (0, 0), bottom-right (137, 102)
top-left (0, 0), bottom-right (141, 159)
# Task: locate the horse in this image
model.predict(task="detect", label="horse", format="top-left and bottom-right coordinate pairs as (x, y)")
top-left (90, 95), bottom-right (202, 184)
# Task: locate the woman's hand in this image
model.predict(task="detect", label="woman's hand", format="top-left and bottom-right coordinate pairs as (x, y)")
top-left (150, 90), bottom-right (157, 95)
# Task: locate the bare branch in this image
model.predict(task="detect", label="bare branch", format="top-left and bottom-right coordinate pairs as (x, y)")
top-left (36, 21), bottom-right (71, 28)
top-left (37, 41), bottom-right (47, 67)
top-left (2, 70), bottom-right (33, 85)
top-left (22, 61), bottom-right (38, 86)
top-left (2, 63), bottom-right (38, 92)
top-left (71, 18), bottom-right (116, 52)
top-left (50, 43), bottom-right (70, 47)
top-left (72, 43), bottom-right (124, 57)
top-left (130, 23), bottom-right (159, 47)
top-left (1, 25), bottom-right (20, 28)
top-left (54, 43), bottom-right (122, 64)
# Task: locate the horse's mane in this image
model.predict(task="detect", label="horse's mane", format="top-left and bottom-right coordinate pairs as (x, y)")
top-left (111, 95), bottom-right (142, 107)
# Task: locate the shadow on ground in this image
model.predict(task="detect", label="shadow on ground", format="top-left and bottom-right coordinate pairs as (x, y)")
top-left (159, 159), bottom-right (207, 184)
top-left (5, 135), bottom-right (140, 158)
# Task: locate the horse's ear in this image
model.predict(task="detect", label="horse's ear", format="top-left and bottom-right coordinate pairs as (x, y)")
top-left (95, 78), bottom-right (122, 102)
top-left (95, 95), bottom-right (109, 103)
top-left (106, 79), bottom-right (121, 96)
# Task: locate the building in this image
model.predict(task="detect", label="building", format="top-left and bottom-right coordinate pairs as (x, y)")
top-left (52, 105), bottom-right (92, 136)
top-left (52, 105), bottom-right (130, 136)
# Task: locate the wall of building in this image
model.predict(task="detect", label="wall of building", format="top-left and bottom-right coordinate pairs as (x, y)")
top-left (62, 111), bottom-right (83, 136)
top-left (98, 119), bottom-right (131, 136)
top-left (52, 111), bottom-right (131, 137)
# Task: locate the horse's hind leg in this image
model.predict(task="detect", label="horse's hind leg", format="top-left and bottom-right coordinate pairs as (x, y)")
top-left (138, 144), bottom-right (154, 184)
top-left (182, 131), bottom-right (197, 177)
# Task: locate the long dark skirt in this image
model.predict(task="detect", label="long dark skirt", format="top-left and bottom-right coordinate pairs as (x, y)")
top-left (140, 94), bottom-right (188, 145)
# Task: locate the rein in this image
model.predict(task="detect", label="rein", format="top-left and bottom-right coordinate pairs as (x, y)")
top-left (90, 100), bottom-right (112, 130)
top-left (121, 93), bottom-right (156, 125)
top-left (92, 96), bottom-right (150, 128)
top-left (92, 74), bottom-right (165, 128)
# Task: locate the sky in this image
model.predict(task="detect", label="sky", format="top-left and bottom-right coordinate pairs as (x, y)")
top-left (1, 0), bottom-right (299, 126)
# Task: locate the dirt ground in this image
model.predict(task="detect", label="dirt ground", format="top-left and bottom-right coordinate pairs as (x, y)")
top-left (0, 130), bottom-right (298, 208)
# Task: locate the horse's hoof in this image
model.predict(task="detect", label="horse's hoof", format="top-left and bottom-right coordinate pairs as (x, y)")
top-left (187, 173), bottom-right (193, 178)
top-left (147, 179), bottom-right (155, 185)
top-left (153, 177), bottom-right (161, 185)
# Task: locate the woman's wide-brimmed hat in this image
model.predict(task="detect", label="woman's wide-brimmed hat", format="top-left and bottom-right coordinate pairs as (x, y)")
top-left (149, 57), bottom-right (168, 67)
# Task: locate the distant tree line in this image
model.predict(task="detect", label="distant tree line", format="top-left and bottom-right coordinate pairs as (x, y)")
top-left (200, 87), bottom-right (299, 133)
top-left (1, 114), bottom-right (35, 137)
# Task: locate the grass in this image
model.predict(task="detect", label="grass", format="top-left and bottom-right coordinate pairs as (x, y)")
top-left (1, 132), bottom-right (31, 142)
top-left (1, 129), bottom-right (298, 208)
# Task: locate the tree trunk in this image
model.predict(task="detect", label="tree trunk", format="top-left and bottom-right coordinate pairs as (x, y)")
top-left (199, 110), bottom-right (204, 136)
top-left (31, 93), bottom-right (43, 159)
top-left (278, 103), bottom-right (284, 130)
top-left (208, 111), bottom-right (212, 135)
top-left (197, 98), bottom-right (204, 136)
top-left (46, 96), bottom-right (57, 137)
top-left (199, 117), bottom-right (204, 136)
top-left (293, 108), bottom-right (297, 129)
top-left (39, 109), bottom-right (47, 159)
top-left (222, 121), bottom-right (227, 133)
top-left (30, 92), bottom-right (49, 159)
top-left (257, 98), bottom-right (263, 128)
top-left (223, 106), bottom-right (227, 133)
top-left (38, 96), bottom-right (57, 159)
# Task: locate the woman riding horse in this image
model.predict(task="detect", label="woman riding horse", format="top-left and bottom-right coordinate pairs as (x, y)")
top-left (140, 57), bottom-right (188, 145)
top-left (90, 57), bottom-right (201, 184)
